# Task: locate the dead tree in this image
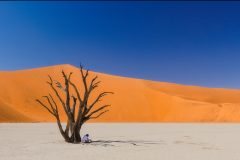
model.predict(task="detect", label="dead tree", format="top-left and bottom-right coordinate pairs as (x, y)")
top-left (36, 65), bottom-right (113, 143)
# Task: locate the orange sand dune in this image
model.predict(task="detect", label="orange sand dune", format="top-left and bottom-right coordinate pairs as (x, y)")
top-left (1, 64), bottom-right (240, 122)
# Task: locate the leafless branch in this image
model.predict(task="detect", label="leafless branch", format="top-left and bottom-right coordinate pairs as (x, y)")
top-left (36, 99), bottom-right (55, 116)
top-left (86, 104), bottom-right (110, 118)
top-left (89, 110), bottom-right (109, 120)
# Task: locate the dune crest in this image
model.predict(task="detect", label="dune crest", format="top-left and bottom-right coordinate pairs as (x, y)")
top-left (1, 64), bottom-right (240, 122)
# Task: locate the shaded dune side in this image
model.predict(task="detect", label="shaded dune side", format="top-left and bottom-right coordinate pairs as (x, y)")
top-left (1, 64), bottom-right (240, 122)
top-left (0, 99), bottom-right (32, 122)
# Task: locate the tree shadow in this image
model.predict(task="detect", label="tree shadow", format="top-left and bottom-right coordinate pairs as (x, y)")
top-left (85, 140), bottom-right (165, 147)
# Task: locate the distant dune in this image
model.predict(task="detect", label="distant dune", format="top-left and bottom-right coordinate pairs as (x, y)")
top-left (1, 64), bottom-right (240, 122)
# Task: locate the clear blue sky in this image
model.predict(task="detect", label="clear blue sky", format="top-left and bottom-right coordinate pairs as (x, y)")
top-left (1, 1), bottom-right (240, 88)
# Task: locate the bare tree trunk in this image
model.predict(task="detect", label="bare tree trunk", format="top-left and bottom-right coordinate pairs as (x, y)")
top-left (69, 124), bottom-right (81, 143)
top-left (56, 117), bottom-right (70, 142)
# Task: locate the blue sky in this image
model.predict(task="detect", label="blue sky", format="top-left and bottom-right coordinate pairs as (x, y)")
top-left (1, 2), bottom-right (240, 88)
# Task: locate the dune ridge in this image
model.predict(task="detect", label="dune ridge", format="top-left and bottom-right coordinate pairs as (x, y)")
top-left (1, 64), bottom-right (240, 122)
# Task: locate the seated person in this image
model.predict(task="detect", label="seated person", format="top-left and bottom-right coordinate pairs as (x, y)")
top-left (82, 134), bottom-right (92, 143)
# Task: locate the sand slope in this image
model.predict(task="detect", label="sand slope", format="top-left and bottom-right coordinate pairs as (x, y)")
top-left (1, 64), bottom-right (240, 122)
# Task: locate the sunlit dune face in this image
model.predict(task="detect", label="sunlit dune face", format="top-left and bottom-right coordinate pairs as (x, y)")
top-left (1, 64), bottom-right (240, 122)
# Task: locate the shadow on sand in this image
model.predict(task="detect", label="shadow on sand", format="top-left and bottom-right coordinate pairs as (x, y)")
top-left (85, 140), bottom-right (165, 147)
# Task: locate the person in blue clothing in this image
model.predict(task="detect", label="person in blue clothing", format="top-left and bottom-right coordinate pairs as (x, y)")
top-left (82, 134), bottom-right (92, 143)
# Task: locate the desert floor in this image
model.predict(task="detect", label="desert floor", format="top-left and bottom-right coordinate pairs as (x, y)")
top-left (1, 123), bottom-right (240, 160)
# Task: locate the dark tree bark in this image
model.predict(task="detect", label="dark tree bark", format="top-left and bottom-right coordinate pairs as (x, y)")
top-left (36, 65), bottom-right (113, 143)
